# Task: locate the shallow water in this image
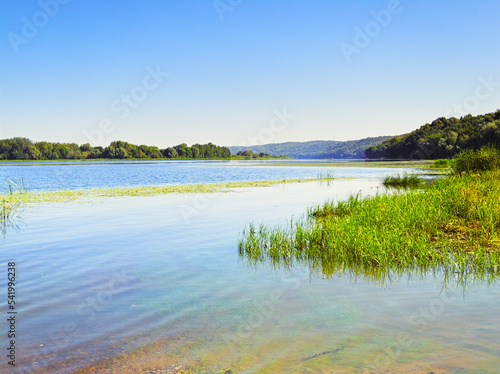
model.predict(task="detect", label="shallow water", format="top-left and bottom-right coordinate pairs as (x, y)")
top-left (0, 163), bottom-right (498, 373)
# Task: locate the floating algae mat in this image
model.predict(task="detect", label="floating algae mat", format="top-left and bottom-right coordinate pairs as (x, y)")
top-left (0, 178), bottom-right (333, 204)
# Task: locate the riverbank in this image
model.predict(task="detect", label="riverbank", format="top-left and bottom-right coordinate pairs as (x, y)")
top-left (239, 169), bottom-right (500, 283)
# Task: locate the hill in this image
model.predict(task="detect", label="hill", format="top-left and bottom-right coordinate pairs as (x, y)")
top-left (229, 136), bottom-right (391, 159)
top-left (365, 110), bottom-right (500, 159)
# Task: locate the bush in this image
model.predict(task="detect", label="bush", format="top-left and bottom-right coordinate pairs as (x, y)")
top-left (452, 147), bottom-right (500, 174)
top-left (432, 159), bottom-right (451, 168)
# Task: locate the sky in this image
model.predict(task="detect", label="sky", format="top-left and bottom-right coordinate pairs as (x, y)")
top-left (0, 0), bottom-right (499, 148)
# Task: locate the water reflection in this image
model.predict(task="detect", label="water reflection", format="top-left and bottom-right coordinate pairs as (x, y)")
top-left (239, 244), bottom-right (500, 289)
top-left (1, 180), bottom-right (26, 237)
top-left (0, 200), bottom-right (24, 238)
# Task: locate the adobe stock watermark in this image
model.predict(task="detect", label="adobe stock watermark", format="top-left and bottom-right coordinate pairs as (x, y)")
top-left (178, 190), bottom-right (222, 224)
top-left (340, 0), bottom-right (403, 63)
top-left (177, 107), bottom-right (295, 223)
top-left (408, 74), bottom-right (499, 160)
top-left (222, 267), bottom-right (310, 345)
top-left (16, 270), bottom-right (134, 374)
top-left (82, 65), bottom-right (168, 146)
top-left (407, 138), bottom-right (438, 160)
top-left (239, 107), bottom-right (296, 148)
top-left (8, 0), bottom-right (70, 54)
top-left (365, 291), bottom-right (456, 373)
top-left (444, 75), bottom-right (500, 118)
top-left (213, 0), bottom-right (243, 21)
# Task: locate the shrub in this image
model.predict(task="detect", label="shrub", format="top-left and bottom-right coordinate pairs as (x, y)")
top-left (452, 147), bottom-right (500, 174)
top-left (432, 159), bottom-right (451, 168)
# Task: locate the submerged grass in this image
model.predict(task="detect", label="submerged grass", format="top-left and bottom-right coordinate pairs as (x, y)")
top-left (239, 170), bottom-right (500, 285)
top-left (1, 179), bottom-right (26, 237)
top-left (0, 177), bottom-right (334, 204)
top-left (0, 200), bottom-right (23, 237)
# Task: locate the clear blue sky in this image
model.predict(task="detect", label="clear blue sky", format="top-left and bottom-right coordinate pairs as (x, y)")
top-left (1, 0), bottom-right (499, 147)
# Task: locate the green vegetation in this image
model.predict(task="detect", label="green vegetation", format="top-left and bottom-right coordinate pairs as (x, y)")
top-left (366, 110), bottom-right (500, 159)
top-left (0, 138), bottom-right (233, 160)
top-left (0, 178), bottom-right (334, 204)
top-left (0, 179), bottom-right (26, 237)
top-left (229, 136), bottom-right (391, 159)
top-left (432, 159), bottom-right (452, 169)
top-left (5, 178), bottom-right (27, 195)
top-left (452, 146), bottom-right (500, 174)
top-left (239, 148), bottom-right (500, 284)
top-left (232, 149), bottom-right (288, 159)
top-left (317, 171), bottom-right (335, 180)
top-left (382, 173), bottom-right (423, 188)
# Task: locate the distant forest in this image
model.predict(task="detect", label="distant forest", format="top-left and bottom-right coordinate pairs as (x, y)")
top-left (229, 136), bottom-right (391, 159)
top-left (5, 110), bottom-right (498, 161)
top-left (366, 110), bottom-right (500, 159)
top-left (0, 138), bottom-right (232, 160)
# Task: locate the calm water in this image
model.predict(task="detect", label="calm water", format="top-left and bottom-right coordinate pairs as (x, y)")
top-left (0, 159), bottom-right (424, 192)
top-left (1, 162), bottom-right (499, 373)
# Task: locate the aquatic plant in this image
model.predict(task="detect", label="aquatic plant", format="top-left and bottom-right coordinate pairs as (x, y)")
top-left (1, 179), bottom-right (26, 237)
top-left (0, 178), bottom-right (336, 204)
top-left (317, 171), bottom-right (335, 180)
top-left (239, 170), bottom-right (500, 285)
top-left (6, 178), bottom-right (27, 195)
top-left (382, 173), bottom-right (423, 188)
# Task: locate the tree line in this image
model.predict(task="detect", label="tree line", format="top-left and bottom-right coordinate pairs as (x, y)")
top-left (365, 110), bottom-right (500, 159)
top-left (0, 138), bottom-right (232, 160)
top-left (234, 150), bottom-right (286, 159)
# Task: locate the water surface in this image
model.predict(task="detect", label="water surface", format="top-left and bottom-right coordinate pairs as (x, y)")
top-left (0, 163), bottom-right (498, 373)
top-left (0, 159), bottom-right (426, 192)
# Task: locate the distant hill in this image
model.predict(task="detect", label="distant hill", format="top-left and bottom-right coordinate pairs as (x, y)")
top-left (229, 136), bottom-right (391, 159)
top-left (365, 110), bottom-right (500, 159)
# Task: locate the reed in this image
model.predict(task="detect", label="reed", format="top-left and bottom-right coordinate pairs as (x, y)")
top-left (382, 173), bottom-right (423, 188)
top-left (317, 172), bottom-right (335, 180)
top-left (6, 178), bottom-right (27, 195)
top-left (1, 179), bottom-right (26, 237)
top-left (239, 169), bottom-right (500, 284)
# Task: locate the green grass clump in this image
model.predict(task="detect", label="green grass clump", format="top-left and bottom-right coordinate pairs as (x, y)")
top-left (382, 173), bottom-right (423, 188)
top-left (309, 193), bottom-right (362, 219)
top-left (432, 159), bottom-right (452, 168)
top-left (239, 170), bottom-right (500, 285)
top-left (317, 171), bottom-right (335, 180)
top-left (452, 146), bottom-right (500, 174)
